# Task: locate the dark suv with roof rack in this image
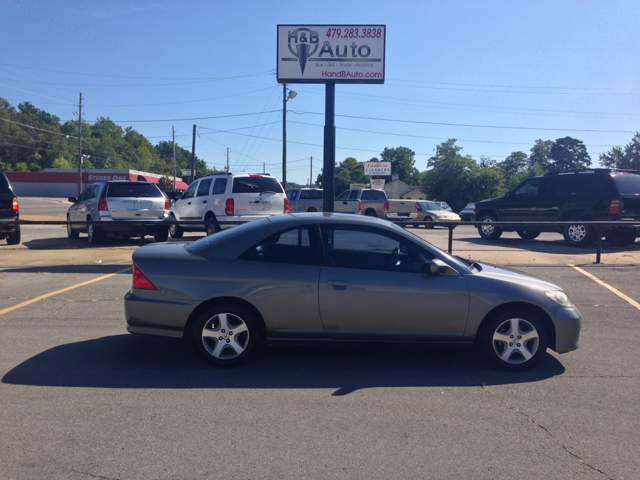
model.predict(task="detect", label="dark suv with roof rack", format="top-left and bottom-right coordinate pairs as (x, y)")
top-left (0, 172), bottom-right (20, 245)
top-left (472, 169), bottom-right (640, 247)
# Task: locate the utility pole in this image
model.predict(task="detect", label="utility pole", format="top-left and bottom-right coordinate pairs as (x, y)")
top-left (226, 148), bottom-right (229, 172)
top-left (77, 92), bottom-right (83, 196)
top-left (263, 162), bottom-right (265, 174)
top-left (191, 124), bottom-right (196, 184)
top-left (172, 126), bottom-right (176, 191)
top-left (310, 156), bottom-right (312, 187)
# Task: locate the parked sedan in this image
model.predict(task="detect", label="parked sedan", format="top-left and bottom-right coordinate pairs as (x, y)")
top-left (413, 201), bottom-right (460, 228)
top-left (125, 213), bottom-right (581, 370)
top-left (67, 181), bottom-right (170, 244)
top-left (435, 201), bottom-right (452, 212)
top-left (459, 203), bottom-right (475, 222)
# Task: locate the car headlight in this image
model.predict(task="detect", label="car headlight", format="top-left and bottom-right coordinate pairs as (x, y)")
top-left (545, 291), bottom-right (573, 307)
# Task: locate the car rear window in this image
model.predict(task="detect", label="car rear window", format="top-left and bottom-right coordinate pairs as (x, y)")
top-left (361, 190), bottom-right (386, 200)
top-left (300, 189), bottom-right (323, 199)
top-left (0, 173), bottom-right (12, 194)
top-left (232, 176), bottom-right (283, 194)
top-left (106, 183), bottom-right (162, 198)
top-left (612, 174), bottom-right (640, 195)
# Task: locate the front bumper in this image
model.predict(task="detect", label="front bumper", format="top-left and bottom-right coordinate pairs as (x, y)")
top-left (550, 305), bottom-right (582, 353)
top-left (385, 212), bottom-right (418, 220)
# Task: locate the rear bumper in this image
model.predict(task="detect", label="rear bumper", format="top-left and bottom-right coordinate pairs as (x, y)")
top-left (0, 216), bottom-right (19, 233)
top-left (385, 212), bottom-right (418, 219)
top-left (95, 215), bottom-right (171, 235)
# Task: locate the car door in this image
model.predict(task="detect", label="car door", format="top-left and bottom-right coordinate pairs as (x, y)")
top-left (193, 178), bottom-right (213, 220)
top-left (317, 224), bottom-right (469, 340)
top-left (173, 181), bottom-right (198, 220)
top-left (501, 178), bottom-right (542, 221)
top-left (69, 184), bottom-right (97, 223)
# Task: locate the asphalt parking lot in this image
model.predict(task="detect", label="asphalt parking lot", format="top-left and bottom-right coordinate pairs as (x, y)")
top-left (0, 198), bottom-right (639, 479)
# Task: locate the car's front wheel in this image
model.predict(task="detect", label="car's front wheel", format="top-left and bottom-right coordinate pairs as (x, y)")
top-left (605, 230), bottom-right (636, 247)
top-left (480, 309), bottom-right (549, 370)
top-left (193, 304), bottom-right (260, 367)
top-left (477, 214), bottom-right (502, 240)
top-left (169, 214), bottom-right (183, 238)
top-left (423, 216), bottom-right (434, 229)
top-left (154, 229), bottom-right (169, 242)
top-left (517, 230), bottom-right (540, 240)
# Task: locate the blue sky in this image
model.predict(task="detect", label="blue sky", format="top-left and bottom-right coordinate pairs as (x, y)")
top-left (2, 0), bottom-right (639, 185)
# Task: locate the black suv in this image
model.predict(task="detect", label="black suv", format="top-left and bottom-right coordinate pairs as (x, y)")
top-left (473, 169), bottom-right (640, 247)
top-left (0, 172), bottom-right (20, 245)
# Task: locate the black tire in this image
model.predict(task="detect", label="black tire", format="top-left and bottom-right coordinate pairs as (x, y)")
top-left (193, 303), bottom-right (261, 367)
top-left (205, 214), bottom-right (221, 236)
top-left (6, 225), bottom-right (20, 245)
top-left (66, 215), bottom-right (79, 239)
top-left (517, 230), bottom-right (540, 240)
top-left (477, 214), bottom-right (502, 240)
top-left (563, 220), bottom-right (595, 247)
top-left (365, 209), bottom-right (377, 217)
top-left (307, 207), bottom-right (317, 212)
top-left (423, 216), bottom-right (434, 229)
top-left (154, 229), bottom-right (169, 242)
top-left (87, 219), bottom-right (102, 245)
top-left (605, 230), bottom-right (636, 247)
top-left (479, 308), bottom-right (549, 371)
top-left (169, 214), bottom-right (183, 239)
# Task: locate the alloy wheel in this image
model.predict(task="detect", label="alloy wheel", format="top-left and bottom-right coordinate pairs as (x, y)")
top-left (492, 318), bottom-right (540, 365)
top-left (201, 313), bottom-right (250, 360)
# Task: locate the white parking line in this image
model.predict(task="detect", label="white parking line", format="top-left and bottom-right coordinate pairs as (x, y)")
top-left (569, 264), bottom-right (640, 311)
top-left (0, 267), bottom-right (131, 316)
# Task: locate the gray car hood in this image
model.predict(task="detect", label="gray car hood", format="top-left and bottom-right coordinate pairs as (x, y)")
top-left (471, 262), bottom-right (563, 292)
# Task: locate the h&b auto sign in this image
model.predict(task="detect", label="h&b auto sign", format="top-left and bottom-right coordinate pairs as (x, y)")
top-left (277, 25), bottom-right (385, 84)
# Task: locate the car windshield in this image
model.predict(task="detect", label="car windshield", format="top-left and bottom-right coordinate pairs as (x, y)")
top-left (185, 217), bottom-right (272, 253)
top-left (389, 223), bottom-right (472, 272)
top-left (106, 183), bottom-right (162, 198)
top-left (418, 201), bottom-right (442, 210)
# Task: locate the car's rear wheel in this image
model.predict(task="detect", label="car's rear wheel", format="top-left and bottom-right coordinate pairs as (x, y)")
top-left (563, 220), bottom-right (595, 247)
top-left (87, 219), bottom-right (102, 245)
top-left (193, 304), bottom-right (260, 367)
top-left (365, 209), bottom-right (377, 217)
top-left (480, 309), bottom-right (548, 371)
top-left (307, 207), bottom-right (317, 212)
top-left (66, 215), bottom-right (79, 239)
top-left (605, 230), bottom-right (636, 247)
top-left (477, 214), bottom-right (502, 240)
top-left (205, 213), bottom-right (221, 236)
top-left (154, 229), bottom-right (169, 242)
top-left (6, 225), bottom-right (20, 245)
top-left (169, 214), bottom-right (183, 238)
top-left (423, 216), bottom-right (434, 229)
top-left (517, 230), bottom-right (540, 240)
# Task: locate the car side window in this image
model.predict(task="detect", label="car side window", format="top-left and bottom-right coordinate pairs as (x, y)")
top-left (239, 227), bottom-right (317, 265)
top-left (349, 190), bottom-right (359, 200)
top-left (539, 176), bottom-right (570, 198)
top-left (290, 189), bottom-right (299, 200)
top-left (182, 182), bottom-right (198, 200)
top-left (78, 185), bottom-right (94, 201)
top-left (336, 191), bottom-right (350, 200)
top-left (212, 178), bottom-right (227, 195)
top-left (197, 179), bottom-right (212, 197)
top-left (320, 225), bottom-right (433, 273)
top-left (512, 178), bottom-right (540, 197)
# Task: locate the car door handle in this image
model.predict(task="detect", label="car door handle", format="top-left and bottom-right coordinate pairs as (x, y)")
top-left (202, 200), bottom-right (207, 204)
top-left (327, 280), bottom-right (351, 289)
top-left (187, 202), bottom-right (192, 205)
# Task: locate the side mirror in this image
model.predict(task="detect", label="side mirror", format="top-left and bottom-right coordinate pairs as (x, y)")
top-left (505, 190), bottom-right (511, 198)
top-left (429, 259), bottom-right (457, 276)
top-left (68, 197), bottom-right (77, 203)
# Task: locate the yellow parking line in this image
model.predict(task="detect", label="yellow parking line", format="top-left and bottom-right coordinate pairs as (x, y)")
top-left (569, 264), bottom-right (640, 311)
top-left (0, 267), bottom-right (132, 316)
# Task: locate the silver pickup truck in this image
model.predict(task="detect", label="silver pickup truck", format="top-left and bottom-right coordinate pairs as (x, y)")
top-left (286, 188), bottom-right (324, 212)
top-left (335, 188), bottom-right (417, 220)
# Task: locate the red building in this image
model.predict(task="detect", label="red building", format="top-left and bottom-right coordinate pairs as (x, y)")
top-left (4, 169), bottom-right (189, 197)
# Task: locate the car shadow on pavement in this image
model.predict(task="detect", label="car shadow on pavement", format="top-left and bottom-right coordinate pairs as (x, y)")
top-left (454, 235), bottom-right (639, 255)
top-left (2, 334), bottom-right (565, 395)
top-left (20, 236), bottom-right (159, 250)
top-left (0, 264), bottom-right (132, 274)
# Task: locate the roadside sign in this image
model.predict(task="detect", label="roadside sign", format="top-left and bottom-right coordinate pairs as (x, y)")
top-left (370, 179), bottom-right (385, 189)
top-left (181, 169), bottom-right (195, 177)
top-left (364, 162), bottom-right (391, 176)
top-left (277, 25), bottom-right (386, 84)
top-left (350, 183), bottom-right (367, 189)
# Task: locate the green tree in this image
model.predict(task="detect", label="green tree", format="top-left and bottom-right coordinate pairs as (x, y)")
top-left (52, 157), bottom-right (72, 169)
top-left (157, 176), bottom-right (173, 192)
top-left (599, 132), bottom-right (640, 170)
top-left (549, 136), bottom-right (591, 170)
top-left (528, 139), bottom-right (553, 170)
top-left (498, 151), bottom-right (528, 189)
top-left (380, 147), bottom-right (420, 185)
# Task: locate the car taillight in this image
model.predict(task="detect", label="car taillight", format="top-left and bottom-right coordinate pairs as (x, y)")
top-left (384, 201), bottom-right (389, 212)
top-left (98, 197), bottom-right (108, 211)
top-left (414, 202), bottom-right (417, 211)
top-left (225, 198), bottom-right (234, 216)
top-left (284, 197), bottom-right (290, 214)
top-left (610, 199), bottom-right (620, 214)
top-left (359, 200), bottom-right (362, 212)
top-left (12, 197), bottom-right (18, 213)
top-left (132, 264), bottom-right (156, 290)
top-left (164, 196), bottom-right (170, 210)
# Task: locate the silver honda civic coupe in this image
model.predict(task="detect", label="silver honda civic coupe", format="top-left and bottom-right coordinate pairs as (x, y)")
top-left (125, 213), bottom-right (581, 370)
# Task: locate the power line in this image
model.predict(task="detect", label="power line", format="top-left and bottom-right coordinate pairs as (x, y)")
top-left (388, 78), bottom-right (640, 92)
top-left (108, 110), bottom-right (281, 123)
top-left (0, 117), bottom-right (78, 137)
